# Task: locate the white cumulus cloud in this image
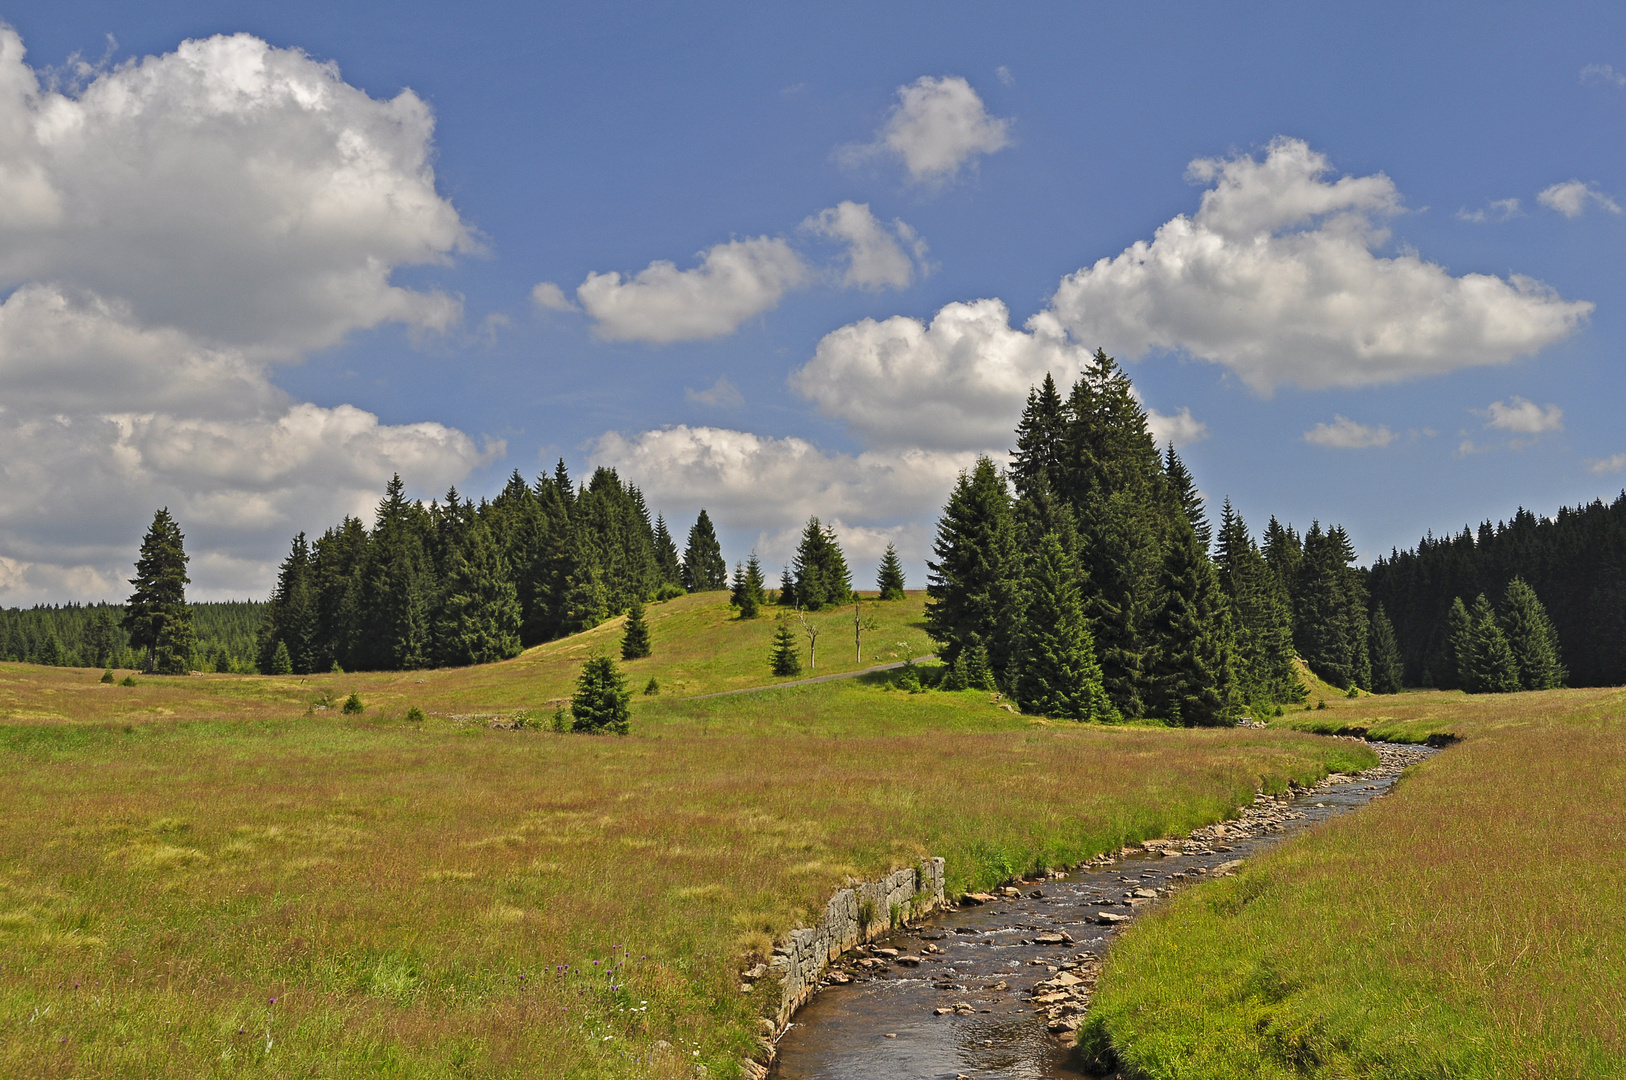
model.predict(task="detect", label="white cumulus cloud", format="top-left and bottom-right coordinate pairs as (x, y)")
top-left (1480, 396), bottom-right (1563, 434)
top-left (0, 28), bottom-right (494, 603)
top-left (1303, 416), bottom-right (1395, 449)
top-left (1047, 137), bottom-right (1591, 392)
top-left (530, 281), bottom-right (578, 312)
top-left (803, 201), bottom-right (926, 290)
top-left (791, 298), bottom-right (1091, 452)
top-left (0, 27), bottom-right (470, 359)
top-left (574, 236), bottom-right (808, 343)
top-left (1146, 407), bottom-right (1209, 447)
top-left (843, 75), bottom-right (1011, 185)
top-left (1537, 180), bottom-right (1622, 218)
top-left (589, 425), bottom-right (972, 532)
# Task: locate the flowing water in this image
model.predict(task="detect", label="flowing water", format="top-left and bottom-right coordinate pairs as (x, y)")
top-left (770, 741), bottom-right (1436, 1080)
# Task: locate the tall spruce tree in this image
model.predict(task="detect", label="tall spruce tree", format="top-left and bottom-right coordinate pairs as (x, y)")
top-left (571, 656), bottom-right (631, 734)
top-left (926, 456), bottom-right (1021, 680)
top-left (1011, 372), bottom-right (1067, 499)
top-left (1215, 501), bottom-right (1302, 707)
top-left (1499, 577), bottom-right (1564, 690)
top-left (732, 553), bottom-right (767, 618)
top-left (1463, 594), bottom-right (1520, 694)
top-left (620, 598), bottom-right (652, 660)
top-left (124, 508), bottom-right (194, 674)
top-left (258, 532), bottom-right (317, 674)
top-left (876, 543), bottom-right (907, 600)
top-left (1148, 520), bottom-right (1239, 725)
top-left (681, 510), bottom-right (728, 591)
top-left (436, 519), bottom-right (523, 666)
top-left (791, 517), bottom-right (853, 611)
top-left (1293, 522), bottom-right (1369, 690)
top-left (1163, 446), bottom-right (1210, 551)
top-left (1012, 532), bottom-right (1116, 721)
top-left (1441, 596), bottom-right (1473, 691)
top-left (1369, 604), bottom-right (1404, 694)
top-left (652, 514), bottom-right (684, 590)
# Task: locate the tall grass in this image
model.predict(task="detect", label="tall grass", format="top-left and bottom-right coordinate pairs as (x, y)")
top-left (0, 599), bottom-right (1373, 1079)
top-left (1080, 686), bottom-right (1626, 1079)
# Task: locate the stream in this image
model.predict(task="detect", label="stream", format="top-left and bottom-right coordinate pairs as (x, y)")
top-left (769, 741), bottom-right (1436, 1080)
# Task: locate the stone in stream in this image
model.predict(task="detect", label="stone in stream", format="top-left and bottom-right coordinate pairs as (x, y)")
top-left (961, 892), bottom-right (997, 905)
top-left (1096, 911), bottom-right (1130, 924)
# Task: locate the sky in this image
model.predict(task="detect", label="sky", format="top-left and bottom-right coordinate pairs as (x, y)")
top-left (0, 1), bottom-right (1622, 604)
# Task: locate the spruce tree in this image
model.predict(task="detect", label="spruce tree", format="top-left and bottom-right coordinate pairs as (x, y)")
top-left (1293, 522), bottom-right (1368, 690)
top-left (792, 517), bottom-right (853, 611)
top-left (436, 519), bottom-right (523, 666)
top-left (1369, 604), bottom-right (1403, 694)
top-left (925, 456), bottom-right (1021, 681)
top-left (1215, 501), bottom-right (1301, 707)
top-left (1442, 596), bottom-right (1473, 691)
top-left (1012, 533), bottom-right (1116, 721)
top-left (681, 509), bottom-right (728, 591)
top-left (776, 565), bottom-right (796, 607)
top-left (1500, 577), bottom-right (1564, 690)
top-left (735, 553), bottom-right (766, 618)
top-left (621, 599), bottom-right (652, 660)
top-left (268, 640), bottom-right (294, 676)
top-left (876, 543), bottom-right (907, 600)
top-left (1148, 521), bottom-right (1239, 725)
top-left (571, 656), bottom-right (631, 733)
top-left (1163, 445), bottom-right (1210, 551)
top-left (652, 514), bottom-right (684, 590)
top-left (124, 508), bottom-right (194, 675)
top-left (1463, 594), bottom-right (1519, 694)
top-left (770, 622), bottom-right (802, 676)
top-left (1011, 372), bottom-right (1067, 499)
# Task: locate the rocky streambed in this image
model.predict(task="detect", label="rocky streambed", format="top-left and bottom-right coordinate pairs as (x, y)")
top-left (768, 740), bottom-right (1435, 1080)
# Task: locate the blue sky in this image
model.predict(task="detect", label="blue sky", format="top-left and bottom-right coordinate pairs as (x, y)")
top-left (0, 2), bottom-right (1622, 601)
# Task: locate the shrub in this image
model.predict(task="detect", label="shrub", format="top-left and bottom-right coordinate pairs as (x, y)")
top-left (342, 693), bottom-right (364, 715)
top-left (653, 582), bottom-right (686, 602)
top-left (571, 656), bottom-right (631, 735)
top-left (644, 676), bottom-right (660, 696)
top-left (100, 670), bottom-right (115, 684)
top-left (119, 674), bottom-right (137, 687)
top-left (405, 706), bottom-right (426, 723)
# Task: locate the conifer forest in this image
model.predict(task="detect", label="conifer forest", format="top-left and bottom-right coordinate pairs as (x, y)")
top-left (4, 351), bottom-right (1598, 712)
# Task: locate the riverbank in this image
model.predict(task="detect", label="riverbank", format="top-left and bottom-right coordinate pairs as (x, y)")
top-left (1080, 686), bottom-right (1626, 1079)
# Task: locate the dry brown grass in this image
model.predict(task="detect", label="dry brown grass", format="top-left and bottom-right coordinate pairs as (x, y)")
top-left (0, 601), bottom-right (1375, 1079)
top-left (1082, 685), bottom-right (1626, 1079)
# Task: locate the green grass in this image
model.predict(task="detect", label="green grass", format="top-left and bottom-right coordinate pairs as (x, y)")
top-left (1080, 685), bottom-right (1626, 1079)
top-left (0, 595), bottom-right (1377, 1079)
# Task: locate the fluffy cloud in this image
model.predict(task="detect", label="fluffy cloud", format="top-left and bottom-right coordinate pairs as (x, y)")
top-left (0, 28), bottom-right (469, 358)
top-left (1146, 407), bottom-right (1209, 447)
top-left (1481, 397), bottom-right (1563, 434)
top-left (1537, 181), bottom-right (1622, 218)
top-left (1048, 137), bottom-right (1591, 392)
top-left (530, 281), bottom-right (577, 312)
top-left (0, 29), bottom-right (494, 603)
top-left (803, 201), bottom-right (926, 290)
top-left (1455, 198), bottom-right (1522, 224)
top-left (589, 425), bottom-right (972, 533)
top-left (1303, 416), bottom-right (1395, 449)
top-left (574, 236), bottom-right (808, 343)
top-left (792, 299), bottom-right (1091, 451)
top-left (843, 75), bottom-right (1011, 185)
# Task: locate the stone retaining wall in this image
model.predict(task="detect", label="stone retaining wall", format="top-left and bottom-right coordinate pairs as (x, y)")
top-left (743, 857), bottom-right (946, 1077)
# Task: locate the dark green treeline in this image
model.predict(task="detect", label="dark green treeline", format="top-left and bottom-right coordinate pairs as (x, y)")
top-left (256, 464), bottom-right (716, 673)
top-left (1367, 497), bottom-right (1625, 687)
top-left (0, 602), bottom-right (262, 672)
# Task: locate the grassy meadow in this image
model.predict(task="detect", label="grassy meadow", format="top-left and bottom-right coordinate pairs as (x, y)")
top-left (0, 592), bottom-right (1376, 1079)
top-left (1081, 685), bottom-right (1626, 1079)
